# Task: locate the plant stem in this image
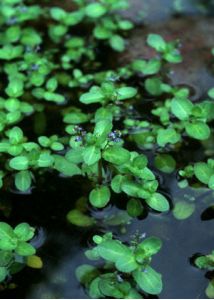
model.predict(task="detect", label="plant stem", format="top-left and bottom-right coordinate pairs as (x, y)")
top-left (98, 158), bottom-right (103, 185)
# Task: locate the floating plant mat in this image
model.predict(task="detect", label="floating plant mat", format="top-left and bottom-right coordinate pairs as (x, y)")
top-left (0, 0), bottom-right (214, 299)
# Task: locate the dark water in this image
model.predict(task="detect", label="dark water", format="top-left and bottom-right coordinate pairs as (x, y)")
top-left (1, 0), bottom-right (214, 298)
top-left (1, 173), bottom-right (214, 298)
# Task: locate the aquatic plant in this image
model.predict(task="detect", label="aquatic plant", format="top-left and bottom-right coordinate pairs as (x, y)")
top-left (0, 0), bottom-right (214, 297)
top-left (195, 250), bottom-right (214, 298)
top-left (76, 232), bottom-right (163, 298)
top-left (0, 222), bottom-right (36, 283)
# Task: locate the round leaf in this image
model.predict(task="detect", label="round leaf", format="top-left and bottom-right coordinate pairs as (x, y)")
top-left (83, 146), bottom-right (101, 166)
top-left (147, 34), bottom-right (166, 52)
top-left (0, 222), bottom-right (17, 251)
top-left (85, 3), bottom-right (107, 18)
top-left (109, 35), bottom-right (125, 52)
top-left (117, 87), bottom-right (137, 101)
top-left (27, 255), bottom-right (43, 269)
top-left (173, 201), bottom-right (195, 220)
top-left (194, 162), bottom-right (213, 184)
top-left (15, 171), bottom-right (31, 192)
top-left (145, 193), bottom-right (169, 212)
top-left (137, 237), bottom-right (162, 257)
top-left (154, 154), bottom-right (176, 174)
top-left (9, 156), bottom-right (29, 171)
top-left (89, 186), bottom-right (111, 208)
top-left (66, 209), bottom-right (95, 227)
top-left (171, 97), bottom-right (193, 120)
top-left (14, 223), bottom-right (35, 242)
top-left (54, 155), bottom-right (81, 176)
top-left (80, 90), bottom-right (104, 104)
top-left (185, 122), bottom-right (210, 140)
top-left (133, 266), bottom-right (162, 295)
top-left (97, 240), bottom-right (130, 262)
top-left (15, 241), bottom-right (36, 256)
top-left (103, 146), bottom-right (130, 165)
top-left (127, 199), bottom-right (144, 217)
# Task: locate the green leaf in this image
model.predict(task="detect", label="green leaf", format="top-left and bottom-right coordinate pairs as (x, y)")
top-left (6, 26), bottom-right (21, 43)
top-left (127, 199), bottom-right (144, 217)
top-left (103, 146), bottom-right (130, 165)
top-left (15, 241), bottom-right (36, 256)
top-left (7, 127), bottom-right (23, 144)
top-left (157, 128), bottom-right (180, 147)
top-left (80, 90), bottom-right (104, 104)
top-left (97, 240), bottom-right (130, 262)
top-left (129, 165), bottom-right (155, 181)
top-left (208, 175), bottom-right (214, 189)
top-left (133, 266), bottom-right (162, 294)
top-left (37, 152), bottom-right (54, 167)
top-left (137, 237), bottom-right (162, 257)
top-left (9, 156), bottom-right (29, 171)
top-left (126, 288), bottom-right (142, 299)
top-left (0, 222), bottom-right (17, 251)
top-left (133, 155), bottom-right (148, 169)
top-left (94, 120), bottom-right (112, 140)
top-left (154, 154), bottom-right (176, 173)
top-left (44, 92), bottom-right (65, 103)
top-left (51, 142), bottom-right (64, 153)
top-left (171, 97), bottom-right (193, 120)
top-left (85, 3), bottom-right (107, 18)
top-left (116, 252), bottom-right (138, 273)
top-left (195, 255), bottom-right (214, 270)
top-left (185, 122), bottom-right (210, 140)
top-left (121, 179), bottom-right (141, 197)
top-left (83, 146), bottom-right (101, 166)
top-left (0, 45), bottom-right (23, 60)
top-left (117, 87), bottom-right (137, 101)
top-left (21, 28), bottom-right (42, 46)
top-left (15, 171), bottom-right (32, 192)
top-left (95, 107), bottom-right (113, 122)
top-left (173, 201), bottom-right (195, 220)
top-left (66, 209), bottom-right (95, 227)
top-left (94, 26), bottom-right (112, 39)
top-left (109, 35), bottom-right (125, 52)
top-left (111, 174), bottom-right (125, 193)
top-left (65, 148), bottom-right (83, 164)
top-left (145, 193), bottom-right (169, 212)
top-left (50, 7), bottom-right (66, 21)
top-left (206, 279), bottom-right (214, 299)
top-left (75, 264), bottom-right (99, 285)
top-left (147, 34), bottom-right (166, 52)
top-left (89, 186), bottom-right (111, 208)
top-left (208, 87), bottom-right (214, 99)
top-left (143, 59), bottom-right (161, 75)
top-left (99, 276), bottom-right (124, 298)
top-left (63, 112), bottom-right (89, 124)
top-left (194, 162), bottom-right (213, 184)
top-left (164, 49), bottom-right (182, 63)
top-left (14, 223), bottom-right (35, 242)
top-left (54, 155), bottom-right (81, 176)
top-left (5, 79), bottom-right (24, 98)
top-left (89, 277), bottom-right (104, 298)
top-left (118, 20), bottom-right (133, 30)
top-left (145, 78), bottom-right (162, 96)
